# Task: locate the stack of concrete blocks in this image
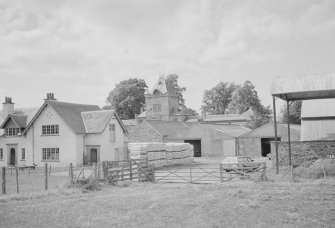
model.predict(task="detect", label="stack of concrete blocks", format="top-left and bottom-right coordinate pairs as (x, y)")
top-left (128, 142), bottom-right (194, 167)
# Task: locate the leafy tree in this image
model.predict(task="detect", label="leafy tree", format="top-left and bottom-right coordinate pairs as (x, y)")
top-left (165, 74), bottom-right (186, 107)
top-left (166, 74), bottom-right (197, 116)
top-left (280, 101), bottom-right (302, 124)
top-left (106, 78), bottom-right (147, 119)
top-left (226, 81), bottom-right (271, 128)
top-left (201, 82), bottom-right (238, 114)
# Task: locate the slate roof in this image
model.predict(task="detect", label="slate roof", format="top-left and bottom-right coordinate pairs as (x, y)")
top-left (82, 110), bottom-right (114, 133)
top-left (241, 122), bottom-right (301, 138)
top-left (0, 107), bottom-right (39, 126)
top-left (203, 124), bottom-right (252, 138)
top-left (146, 120), bottom-right (189, 138)
top-left (10, 114), bottom-right (28, 128)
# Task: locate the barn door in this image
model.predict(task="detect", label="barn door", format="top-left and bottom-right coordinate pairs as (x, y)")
top-left (185, 140), bottom-right (202, 157)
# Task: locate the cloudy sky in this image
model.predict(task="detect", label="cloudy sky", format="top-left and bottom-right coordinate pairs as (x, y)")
top-left (1, 0), bottom-right (335, 112)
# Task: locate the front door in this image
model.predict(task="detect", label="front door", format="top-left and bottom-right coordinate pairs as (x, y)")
top-left (10, 148), bottom-right (16, 166)
top-left (90, 148), bottom-right (98, 164)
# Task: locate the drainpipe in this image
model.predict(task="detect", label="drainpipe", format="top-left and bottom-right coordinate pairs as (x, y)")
top-left (83, 134), bottom-right (88, 166)
top-left (32, 125), bottom-right (35, 165)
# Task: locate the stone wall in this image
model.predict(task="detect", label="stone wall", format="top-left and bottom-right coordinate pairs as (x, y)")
top-left (270, 140), bottom-right (335, 166)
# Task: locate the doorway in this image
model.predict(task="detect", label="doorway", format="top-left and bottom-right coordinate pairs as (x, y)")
top-left (184, 140), bottom-right (201, 157)
top-left (10, 148), bottom-right (16, 166)
top-left (90, 148), bottom-right (98, 163)
top-left (261, 138), bottom-right (280, 157)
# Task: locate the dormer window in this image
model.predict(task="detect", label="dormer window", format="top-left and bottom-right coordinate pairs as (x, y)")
top-left (5, 128), bottom-right (20, 136)
top-left (42, 124), bottom-right (59, 135)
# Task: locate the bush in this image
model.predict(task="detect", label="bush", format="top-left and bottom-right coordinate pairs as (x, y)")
top-left (294, 159), bottom-right (335, 179)
top-left (76, 179), bottom-right (102, 192)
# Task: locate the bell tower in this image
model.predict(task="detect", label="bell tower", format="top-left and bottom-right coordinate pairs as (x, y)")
top-left (145, 76), bottom-right (180, 121)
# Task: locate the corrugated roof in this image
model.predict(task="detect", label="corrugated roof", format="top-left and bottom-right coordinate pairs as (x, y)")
top-left (301, 99), bottom-right (335, 118)
top-left (271, 73), bottom-right (335, 101)
top-left (48, 101), bottom-right (101, 134)
top-left (82, 110), bottom-right (114, 133)
top-left (203, 124), bottom-right (252, 138)
top-left (241, 122), bottom-right (301, 137)
top-left (146, 120), bottom-right (189, 139)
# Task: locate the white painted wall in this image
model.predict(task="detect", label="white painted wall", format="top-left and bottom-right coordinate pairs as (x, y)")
top-left (85, 116), bottom-right (127, 162)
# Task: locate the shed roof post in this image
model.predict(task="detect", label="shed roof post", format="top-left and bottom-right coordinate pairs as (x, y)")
top-left (273, 96), bottom-right (279, 174)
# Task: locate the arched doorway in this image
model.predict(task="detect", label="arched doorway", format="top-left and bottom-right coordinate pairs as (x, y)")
top-left (10, 148), bottom-right (16, 166)
top-left (90, 148), bottom-right (98, 164)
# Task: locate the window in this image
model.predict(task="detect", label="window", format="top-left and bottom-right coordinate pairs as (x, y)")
top-left (21, 148), bottom-right (25, 160)
top-left (42, 125), bottom-right (59, 135)
top-left (42, 148), bottom-right (59, 161)
top-left (109, 124), bottom-right (115, 142)
top-left (153, 104), bottom-right (161, 112)
top-left (5, 128), bottom-right (20, 136)
top-left (0, 148), bottom-right (3, 160)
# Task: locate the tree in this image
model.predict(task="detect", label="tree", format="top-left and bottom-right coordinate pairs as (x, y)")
top-left (106, 78), bottom-right (147, 119)
top-left (201, 82), bottom-right (238, 114)
top-left (280, 101), bottom-right (302, 124)
top-left (165, 74), bottom-right (186, 107)
top-left (226, 81), bottom-right (272, 128)
top-left (165, 74), bottom-right (198, 116)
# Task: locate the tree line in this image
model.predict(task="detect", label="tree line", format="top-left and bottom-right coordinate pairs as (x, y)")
top-left (104, 74), bottom-right (301, 128)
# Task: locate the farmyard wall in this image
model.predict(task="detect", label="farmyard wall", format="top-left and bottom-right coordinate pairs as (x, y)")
top-left (270, 140), bottom-right (335, 166)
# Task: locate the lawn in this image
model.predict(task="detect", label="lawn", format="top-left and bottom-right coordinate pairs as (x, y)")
top-left (1, 178), bottom-right (335, 227)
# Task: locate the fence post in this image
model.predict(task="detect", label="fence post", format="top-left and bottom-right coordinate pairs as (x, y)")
top-left (49, 165), bottom-right (51, 175)
top-left (16, 166), bottom-right (19, 193)
top-left (190, 167), bottom-right (192, 183)
top-left (290, 165), bottom-right (294, 181)
top-left (262, 162), bottom-right (267, 181)
top-left (93, 163), bottom-right (97, 179)
top-left (102, 161), bottom-right (107, 179)
top-left (220, 164), bottom-right (223, 182)
top-left (98, 162), bottom-right (101, 178)
top-left (323, 164), bottom-right (326, 179)
top-left (45, 163), bottom-right (48, 190)
top-left (70, 163), bottom-right (74, 186)
top-left (129, 159), bottom-right (133, 181)
top-left (2, 167), bottom-right (6, 194)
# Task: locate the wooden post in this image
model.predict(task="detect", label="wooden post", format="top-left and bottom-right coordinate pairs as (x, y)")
top-left (102, 161), bottom-right (107, 179)
top-left (273, 96), bottom-right (279, 174)
top-left (323, 164), bottom-right (326, 179)
top-left (93, 163), bottom-right (97, 179)
top-left (262, 163), bottom-right (267, 181)
top-left (220, 164), bottom-right (223, 182)
top-left (16, 166), bottom-right (19, 193)
top-left (49, 165), bottom-right (51, 175)
top-left (97, 162), bottom-right (101, 178)
top-left (129, 160), bottom-right (133, 181)
top-left (290, 165), bottom-right (294, 181)
top-left (2, 167), bottom-right (6, 194)
top-left (70, 163), bottom-right (74, 186)
top-left (287, 99), bottom-right (292, 166)
top-left (45, 163), bottom-right (48, 190)
top-left (190, 167), bottom-right (192, 183)
top-left (152, 164), bottom-right (155, 182)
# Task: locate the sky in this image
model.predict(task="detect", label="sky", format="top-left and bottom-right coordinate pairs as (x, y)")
top-left (1, 0), bottom-right (335, 112)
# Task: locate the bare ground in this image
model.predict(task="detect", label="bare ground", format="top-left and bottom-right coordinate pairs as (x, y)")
top-left (1, 178), bottom-right (335, 228)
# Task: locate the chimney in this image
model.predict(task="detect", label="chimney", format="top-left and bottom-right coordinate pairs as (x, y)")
top-left (3, 97), bottom-right (14, 117)
top-left (44, 93), bottom-right (57, 101)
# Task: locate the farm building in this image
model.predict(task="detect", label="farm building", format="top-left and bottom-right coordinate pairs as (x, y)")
top-left (0, 94), bottom-right (128, 167)
top-left (238, 122), bottom-right (301, 158)
top-left (129, 76), bottom-right (253, 158)
top-left (301, 98), bottom-right (335, 141)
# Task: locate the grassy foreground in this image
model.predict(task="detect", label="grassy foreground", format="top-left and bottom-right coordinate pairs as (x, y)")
top-left (1, 179), bottom-right (335, 228)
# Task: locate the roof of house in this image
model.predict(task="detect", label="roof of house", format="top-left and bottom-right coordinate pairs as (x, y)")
top-left (271, 73), bottom-right (335, 101)
top-left (122, 119), bottom-right (136, 126)
top-left (202, 124), bottom-right (252, 138)
top-left (82, 110), bottom-right (115, 134)
top-left (240, 122), bottom-right (301, 138)
top-left (10, 114), bottom-right (28, 128)
top-left (23, 100), bottom-right (101, 135)
top-left (146, 120), bottom-right (189, 138)
top-left (301, 98), bottom-right (335, 118)
top-left (186, 110), bottom-right (253, 124)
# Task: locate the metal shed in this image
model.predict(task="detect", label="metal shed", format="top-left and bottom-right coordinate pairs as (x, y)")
top-left (270, 73), bottom-right (335, 173)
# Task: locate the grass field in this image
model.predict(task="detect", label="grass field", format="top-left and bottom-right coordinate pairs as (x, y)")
top-left (1, 178), bottom-right (335, 227)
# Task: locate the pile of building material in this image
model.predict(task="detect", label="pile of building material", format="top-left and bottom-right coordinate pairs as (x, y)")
top-left (128, 142), bottom-right (194, 167)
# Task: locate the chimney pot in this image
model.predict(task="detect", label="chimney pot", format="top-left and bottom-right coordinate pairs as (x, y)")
top-left (3, 96), bottom-right (14, 116)
top-left (45, 93), bottom-right (57, 101)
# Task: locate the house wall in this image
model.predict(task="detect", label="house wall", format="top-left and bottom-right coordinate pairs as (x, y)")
top-left (0, 136), bottom-right (31, 167)
top-left (270, 140), bottom-right (335, 166)
top-left (85, 117), bottom-right (128, 162)
top-left (129, 121), bottom-right (163, 142)
top-left (301, 119), bottom-right (335, 141)
top-left (31, 105), bottom-right (78, 167)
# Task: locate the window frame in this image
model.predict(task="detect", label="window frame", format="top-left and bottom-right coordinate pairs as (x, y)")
top-left (42, 124), bottom-right (59, 135)
top-left (5, 128), bottom-right (20, 136)
top-left (153, 104), bottom-right (162, 112)
top-left (21, 148), bottom-right (26, 160)
top-left (109, 124), bottom-right (116, 142)
top-left (42, 148), bottom-right (60, 161)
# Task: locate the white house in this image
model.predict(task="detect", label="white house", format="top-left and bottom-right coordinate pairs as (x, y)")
top-left (0, 94), bottom-right (128, 167)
